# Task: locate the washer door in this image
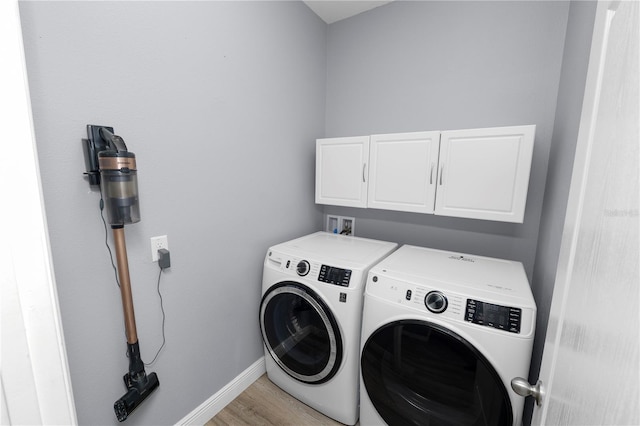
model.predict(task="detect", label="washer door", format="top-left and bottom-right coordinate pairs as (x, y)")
top-left (361, 320), bottom-right (512, 426)
top-left (260, 282), bottom-right (342, 384)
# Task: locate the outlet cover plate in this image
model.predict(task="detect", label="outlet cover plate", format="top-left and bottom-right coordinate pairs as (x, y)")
top-left (150, 235), bottom-right (169, 261)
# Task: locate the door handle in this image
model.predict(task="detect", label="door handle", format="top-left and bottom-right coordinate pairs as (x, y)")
top-left (430, 163), bottom-right (435, 185)
top-left (511, 377), bottom-right (544, 406)
top-left (439, 164), bottom-right (444, 186)
top-left (363, 163), bottom-right (367, 183)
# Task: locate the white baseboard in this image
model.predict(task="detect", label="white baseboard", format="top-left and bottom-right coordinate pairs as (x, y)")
top-left (176, 357), bottom-right (266, 425)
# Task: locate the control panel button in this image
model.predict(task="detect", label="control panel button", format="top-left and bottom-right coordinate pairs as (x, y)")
top-left (405, 290), bottom-right (412, 301)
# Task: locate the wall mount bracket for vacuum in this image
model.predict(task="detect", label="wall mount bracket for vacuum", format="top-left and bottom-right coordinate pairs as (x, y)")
top-left (83, 125), bottom-right (114, 186)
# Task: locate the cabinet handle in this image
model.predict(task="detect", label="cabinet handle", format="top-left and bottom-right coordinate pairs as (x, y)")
top-left (363, 164), bottom-right (367, 183)
top-left (439, 164), bottom-right (444, 186)
top-left (430, 163), bottom-right (435, 185)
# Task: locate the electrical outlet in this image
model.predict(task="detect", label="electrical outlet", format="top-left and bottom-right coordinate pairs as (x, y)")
top-left (150, 235), bottom-right (169, 262)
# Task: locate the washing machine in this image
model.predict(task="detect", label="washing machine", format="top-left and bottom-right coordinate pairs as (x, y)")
top-left (359, 245), bottom-right (536, 426)
top-left (260, 232), bottom-right (397, 425)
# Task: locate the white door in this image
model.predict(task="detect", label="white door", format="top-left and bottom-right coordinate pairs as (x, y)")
top-left (367, 131), bottom-right (441, 213)
top-left (315, 136), bottom-right (370, 208)
top-left (525, 1), bottom-right (639, 424)
top-left (435, 125), bottom-right (535, 223)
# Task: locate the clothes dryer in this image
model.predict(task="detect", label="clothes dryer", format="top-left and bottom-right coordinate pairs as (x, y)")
top-left (360, 245), bottom-right (536, 426)
top-left (260, 232), bottom-right (397, 425)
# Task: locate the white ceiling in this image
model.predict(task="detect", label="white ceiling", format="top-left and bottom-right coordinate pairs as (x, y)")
top-left (303, 1), bottom-right (394, 24)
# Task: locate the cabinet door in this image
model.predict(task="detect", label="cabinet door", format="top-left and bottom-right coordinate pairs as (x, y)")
top-left (435, 125), bottom-right (535, 223)
top-left (315, 136), bottom-right (369, 208)
top-left (367, 131), bottom-right (441, 213)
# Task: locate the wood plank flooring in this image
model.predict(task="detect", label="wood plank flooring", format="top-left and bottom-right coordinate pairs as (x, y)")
top-left (206, 374), bottom-right (349, 426)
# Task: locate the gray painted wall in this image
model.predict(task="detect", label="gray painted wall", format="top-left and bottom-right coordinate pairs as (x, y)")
top-left (323, 0), bottom-right (571, 279)
top-left (526, 1), bottom-right (597, 423)
top-left (19, 2), bottom-right (325, 424)
top-left (20, 1), bottom-right (597, 425)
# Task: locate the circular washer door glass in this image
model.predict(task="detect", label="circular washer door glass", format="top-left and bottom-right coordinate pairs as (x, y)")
top-left (260, 282), bottom-right (342, 384)
top-left (361, 320), bottom-right (512, 426)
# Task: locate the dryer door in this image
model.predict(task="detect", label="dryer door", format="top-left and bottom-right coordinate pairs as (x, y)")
top-left (260, 282), bottom-right (343, 384)
top-left (361, 320), bottom-right (512, 426)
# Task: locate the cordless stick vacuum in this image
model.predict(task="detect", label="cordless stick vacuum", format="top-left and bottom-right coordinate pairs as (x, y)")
top-left (83, 125), bottom-right (159, 422)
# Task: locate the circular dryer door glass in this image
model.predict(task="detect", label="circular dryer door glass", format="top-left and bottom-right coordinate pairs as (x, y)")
top-left (260, 282), bottom-right (342, 384)
top-left (361, 320), bottom-right (512, 426)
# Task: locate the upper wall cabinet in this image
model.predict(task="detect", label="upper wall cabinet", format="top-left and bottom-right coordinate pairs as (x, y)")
top-left (367, 131), bottom-right (441, 213)
top-left (315, 125), bottom-right (535, 223)
top-left (434, 126), bottom-right (535, 222)
top-left (315, 136), bottom-right (370, 208)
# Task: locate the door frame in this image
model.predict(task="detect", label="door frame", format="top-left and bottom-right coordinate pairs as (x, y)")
top-left (1, 1), bottom-right (77, 423)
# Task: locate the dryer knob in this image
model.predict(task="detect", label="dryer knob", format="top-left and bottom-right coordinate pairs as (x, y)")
top-left (425, 291), bottom-right (448, 314)
top-left (296, 260), bottom-right (310, 276)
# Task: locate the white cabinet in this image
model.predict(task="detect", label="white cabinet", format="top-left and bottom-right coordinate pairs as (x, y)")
top-left (434, 125), bottom-right (535, 223)
top-left (367, 131), bottom-right (441, 213)
top-left (315, 125), bottom-right (535, 223)
top-left (315, 136), bottom-right (369, 208)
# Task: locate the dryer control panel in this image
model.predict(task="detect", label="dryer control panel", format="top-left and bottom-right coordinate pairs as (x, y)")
top-left (465, 299), bottom-right (522, 334)
top-left (365, 273), bottom-right (535, 337)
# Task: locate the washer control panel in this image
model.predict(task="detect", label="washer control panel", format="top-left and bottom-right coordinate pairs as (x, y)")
top-left (465, 299), bottom-right (522, 334)
top-left (318, 265), bottom-right (352, 287)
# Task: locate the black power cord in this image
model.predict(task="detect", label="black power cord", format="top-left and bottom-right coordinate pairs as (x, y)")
top-left (145, 264), bottom-right (167, 366)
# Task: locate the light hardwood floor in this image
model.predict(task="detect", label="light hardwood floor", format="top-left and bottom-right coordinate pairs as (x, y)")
top-left (206, 374), bottom-right (350, 426)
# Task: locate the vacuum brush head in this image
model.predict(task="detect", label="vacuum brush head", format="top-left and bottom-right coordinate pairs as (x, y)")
top-left (114, 371), bottom-right (159, 422)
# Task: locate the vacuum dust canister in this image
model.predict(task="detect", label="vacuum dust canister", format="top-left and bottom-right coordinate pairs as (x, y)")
top-left (99, 151), bottom-right (140, 225)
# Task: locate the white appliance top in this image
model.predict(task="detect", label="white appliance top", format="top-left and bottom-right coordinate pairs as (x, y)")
top-left (270, 232), bottom-right (398, 269)
top-left (371, 244), bottom-right (534, 307)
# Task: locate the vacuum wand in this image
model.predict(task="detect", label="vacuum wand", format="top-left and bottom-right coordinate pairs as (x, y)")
top-left (113, 226), bottom-right (138, 344)
top-left (112, 226), bottom-right (159, 422)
